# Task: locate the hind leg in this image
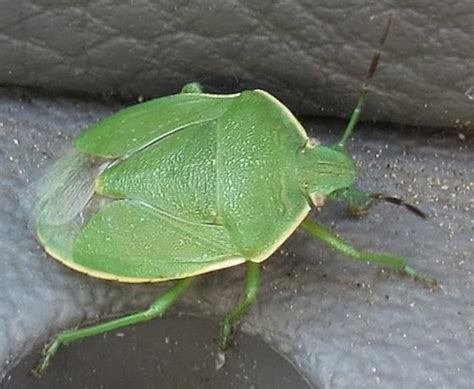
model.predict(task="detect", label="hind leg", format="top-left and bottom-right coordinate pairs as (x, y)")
top-left (35, 278), bottom-right (194, 376)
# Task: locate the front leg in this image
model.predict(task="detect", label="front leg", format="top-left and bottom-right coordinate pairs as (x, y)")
top-left (300, 219), bottom-right (437, 288)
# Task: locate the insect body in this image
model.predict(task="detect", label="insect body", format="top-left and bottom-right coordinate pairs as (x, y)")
top-left (28, 18), bottom-right (436, 375)
top-left (37, 89), bottom-right (355, 281)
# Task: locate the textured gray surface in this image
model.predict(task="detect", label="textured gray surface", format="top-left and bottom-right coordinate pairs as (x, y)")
top-left (3, 316), bottom-right (312, 389)
top-left (0, 87), bottom-right (473, 388)
top-left (0, 0), bottom-right (473, 132)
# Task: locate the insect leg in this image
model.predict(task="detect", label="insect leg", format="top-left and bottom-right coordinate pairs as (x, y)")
top-left (219, 262), bottom-right (260, 351)
top-left (329, 187), bottom-right (428, 219)
top-left (34, 278), bottom-right (194, 376)
top-left (300, 219), bottom-right (437, 288)
top-left (336, 16), bottom-right (392, 150)
top-left (180, 82), bottom-right (203, 94)
top-left (328, 187), bottom-right (375, 216)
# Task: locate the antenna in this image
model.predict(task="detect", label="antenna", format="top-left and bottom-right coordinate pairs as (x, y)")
top-left (371, 193), bottom-right (429, 219)
top-left (337, 16), bottom-right (392, 150)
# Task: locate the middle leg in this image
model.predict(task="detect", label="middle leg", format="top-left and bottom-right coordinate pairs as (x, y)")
top-left (219, 261), bottom-right (260, 350)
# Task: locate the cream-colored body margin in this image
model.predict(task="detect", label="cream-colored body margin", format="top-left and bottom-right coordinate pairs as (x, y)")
top-left (39, 89), bottom-right (312, 283)
top-left (204, 90), bottom-right (307, 140)
top-left (39, 232), bottom-right (246, 284)
top-left (254, 90), bottom-right (308, 139)
top-left (249, 205), bottom-right (311, 263)
top-left (197, 93), bottom-right (240, 98)
top-left (249, 89), bottom-right (311, 262)
top-left (40, 204), bottom-right (309, 282)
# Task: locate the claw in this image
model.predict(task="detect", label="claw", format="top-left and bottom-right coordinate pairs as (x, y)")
top-left (219, 321), bottom-right (233, 351)
top-left (403, 266), bottom-right (439, 289)
top-left (32, 339), bottom-right (59, 377)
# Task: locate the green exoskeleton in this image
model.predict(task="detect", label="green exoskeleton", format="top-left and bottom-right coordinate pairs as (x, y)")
top-left (26, 17), bottom-right (436, 375)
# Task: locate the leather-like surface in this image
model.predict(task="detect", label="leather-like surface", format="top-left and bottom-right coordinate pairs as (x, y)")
top-left (0, 88), bottom-right (472, 388)
top-left (0, 1), bottom-right (473, 132)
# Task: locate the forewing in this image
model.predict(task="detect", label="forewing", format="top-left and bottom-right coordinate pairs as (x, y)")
top-left (75, 93), bottom-right (238, 159)
top-left (21, 149), bottom-right (105, 228)
top-left (97, 120), bottom-right (218, 224)
top-left (38, 200), bottom-right (244, 282)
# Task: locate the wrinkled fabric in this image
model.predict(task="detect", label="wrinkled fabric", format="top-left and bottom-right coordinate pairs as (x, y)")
top-left (0, 1), bottom-right (473, 132)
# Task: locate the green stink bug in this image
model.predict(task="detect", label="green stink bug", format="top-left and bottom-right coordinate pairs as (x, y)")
top-left (26, 17), bottom-right (436, 375)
